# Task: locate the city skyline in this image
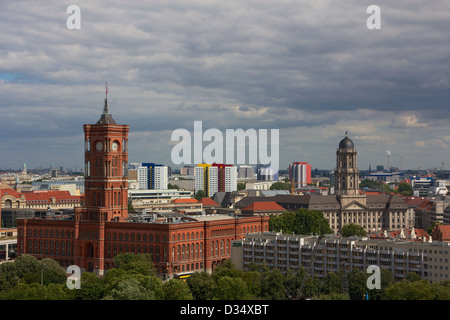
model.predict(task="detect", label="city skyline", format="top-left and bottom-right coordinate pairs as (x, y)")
top-left (1, 1), bottom-right (449, 171)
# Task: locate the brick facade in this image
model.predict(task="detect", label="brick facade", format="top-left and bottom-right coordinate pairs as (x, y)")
top-left (16, 96), bottom-right (269, 277)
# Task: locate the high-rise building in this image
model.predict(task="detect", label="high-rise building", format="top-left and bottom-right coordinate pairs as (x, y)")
top-left (137, 163), bottom-right (168, 190)
top-left (153, 165), bottom-right (168, 190)
top-left (238, 165), bottom-right (254, 178)
top-left (289, 162), bottom-right (311, 188)
top-left (195, 164), bottom-right (237, 197)
top-left (137, 165), bottom-right (148, 190)
top-left (180, 166), bottom-right (195, 176)
top-left (257, 166), bottom-right (274, 181)
top-left (195, 164), bottom-right (218, 197)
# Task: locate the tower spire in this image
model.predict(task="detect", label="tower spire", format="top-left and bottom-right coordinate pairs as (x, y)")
top-left (97, 82), bottom-right (117, 125)
top-left (103, 81), bottom-right (109, 115)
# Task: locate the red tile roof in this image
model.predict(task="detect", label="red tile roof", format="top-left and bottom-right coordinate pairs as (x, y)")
top-left (199, 197), bottom-right (220, 207)
top-left (2, 189), bottom-right (81, 204)
top-left (171, 198), bottom-right (198, 204)
top-left (433, 225), bottom-right (450, 241)
top-left (22, 190), bottom-right (81, 203)
top-left (403, 197), bottom-right (429, 208)
top-left (1, 188), bottom-right (22, 198)
top-left (242, 201), bottom-right (286, 212)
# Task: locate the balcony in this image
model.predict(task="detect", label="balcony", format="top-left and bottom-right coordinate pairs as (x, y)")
top-left (289, 241), bottom-right (299, 247)
top-left (313, 265), bottom-right (325, 271)
top-left (409, 265), bottom-right (422, 272)
top-left (409, 252), bottom-right (421, 257)
top-left (394, 265), bottom-right (407, 271)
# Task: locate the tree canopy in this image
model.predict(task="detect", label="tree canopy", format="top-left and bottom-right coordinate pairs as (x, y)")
top-left (194, 190), bottom-right (206, 200)
top-left (269, 208), bottom-right (333, 235)
top-left (2, 252), bottom-right (450, 300)
top-left (270, 182), bottom-right (291, 191)
top-left (341, 223), bottom-right (367, 237)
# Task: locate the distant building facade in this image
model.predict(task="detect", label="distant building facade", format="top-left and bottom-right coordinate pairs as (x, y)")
top-left (238, 165), bottom-right (255, 179)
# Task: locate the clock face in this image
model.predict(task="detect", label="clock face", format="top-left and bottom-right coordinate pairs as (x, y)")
top-left (96, 141), bottom-right (103, 151)
top-left (112, 142), bottom-right (118, 151)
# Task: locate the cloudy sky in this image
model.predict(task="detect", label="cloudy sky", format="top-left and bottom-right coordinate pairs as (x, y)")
top-left (0, 0), bottom-right (449, 172)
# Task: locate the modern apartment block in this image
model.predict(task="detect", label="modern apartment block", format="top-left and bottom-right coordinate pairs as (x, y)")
top-left (195, 164), bottom-right (237, 197)
top-left (257, 166), bottom-right (275, 181)
top-left (137, 163), bottom-right (168, 190)
top-left (289, 162), bottom-right (311, 188)
top-left (232, 231), bottom-right (450, 283)
top-left (238, 165), bottom-right (255, 179)
top-left (195, 164), bottom-right (218, 197)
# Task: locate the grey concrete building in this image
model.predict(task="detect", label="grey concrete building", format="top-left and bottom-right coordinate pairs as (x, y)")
top-left (232, 231), bottom-right (450, 283)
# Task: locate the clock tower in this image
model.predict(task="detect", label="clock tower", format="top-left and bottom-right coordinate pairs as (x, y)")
top-left (80, 91), bottom-right (129, 222)
top-left (73, 88), bottom-right (129, 275)
top-left (335, 132), bottom-right (366, 207)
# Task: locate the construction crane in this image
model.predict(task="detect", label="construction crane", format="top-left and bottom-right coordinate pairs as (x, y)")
top-left (296, 234), bottom-right (324, 299)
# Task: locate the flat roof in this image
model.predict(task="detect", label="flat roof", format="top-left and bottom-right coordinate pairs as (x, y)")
top-left (191, 214), bottom-right (235, 222)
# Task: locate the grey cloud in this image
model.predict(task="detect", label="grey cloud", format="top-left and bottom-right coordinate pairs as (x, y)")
top-left (0, 0), bottom-right (449, 169)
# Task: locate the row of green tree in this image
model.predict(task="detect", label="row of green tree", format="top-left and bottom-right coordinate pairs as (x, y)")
top-left (268, 208), bottom-right (367, 237)
top-left (1, 253), bottom-right (449, 300)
